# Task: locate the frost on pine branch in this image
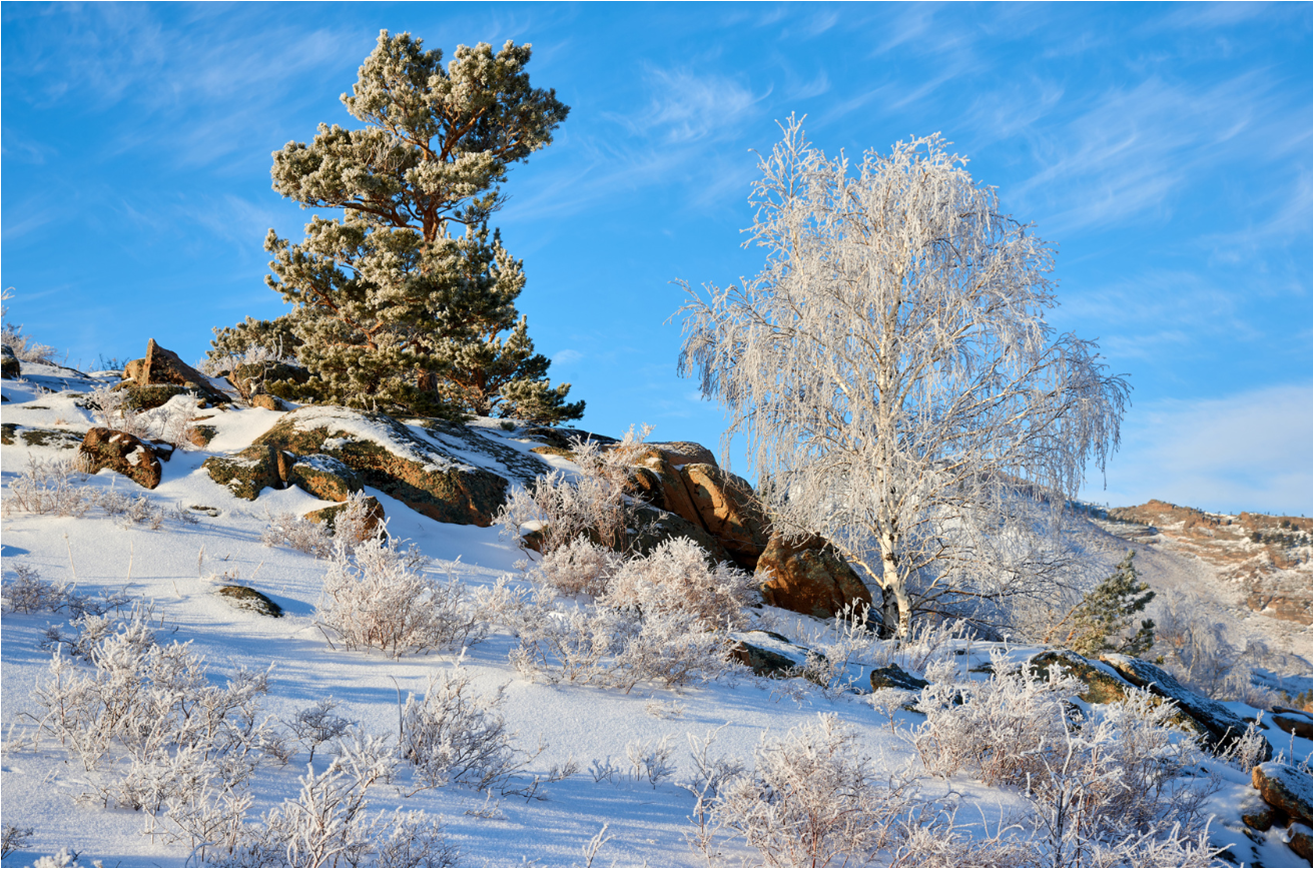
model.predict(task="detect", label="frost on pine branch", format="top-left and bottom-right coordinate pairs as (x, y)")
top-left (676, 117), bottom-right (1129, 639)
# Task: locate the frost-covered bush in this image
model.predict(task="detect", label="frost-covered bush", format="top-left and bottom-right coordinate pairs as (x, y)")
top-left (285, 698), bottom-right (353, 763)
top-left (262, 512), bottom-right (335, 559)
top-left (913, 652), bottom-right (1084, 786)
top-left (0, 823), bottom-right (33, 859)
top-left (3, 564), bottom-right (74, 614)
top-left (707, 714), bottom-right (914, 868)
top-left (31, 611), bottom-right (277, 817)
top-left (528, 536), bottom-right (621, 597)
top-left (399, 665), bottom-right (526, 792)
top-left (498, 427), bottom-right (654, 556)
top-left (603, 537), bottom-right (756, 631)
top-left (1154, 587), bottom-right (1276, 701)
top-left (1, 290), bottom-right (60, 365)
top-left (317, 534), bottom-right (483, 657)
top-left (264, 492), bottom-right (381, 559)
top-left (3, 456), bottom-right (96, 518)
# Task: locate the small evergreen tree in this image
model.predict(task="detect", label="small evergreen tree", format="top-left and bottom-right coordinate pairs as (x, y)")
top-left (1048, 550), bottom-right (1155, 657)
top-left (251, 30), bottom-right (582, 423)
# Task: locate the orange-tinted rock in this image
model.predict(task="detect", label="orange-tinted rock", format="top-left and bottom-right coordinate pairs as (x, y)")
top-left (680, 463), bottom-right (770, 570)
top-left (123, 339), bottom-right (229, 405)
top-left (756, 533), bottom-right (873, 619)
top-left (651, 441), bottom-right (716, 467)
top-left (1253, 762), bottom-right (1313, 826)
top-left (79, 428), bottom-right (162, 490)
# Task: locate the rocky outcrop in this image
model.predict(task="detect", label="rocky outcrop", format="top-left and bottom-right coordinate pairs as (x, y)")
top-left (1, 344), bottom-right (20, 379)
top-left (121, 339), bottom-right (229, 406)
top-left (1253, 762), bottom-right (1313, 826)
top-left (203, 444), bottom-right (288, 501)
top-left (78, 428), bottom-right (163, 490)
top-left (287, 454), bottom-right (362, 502)
top-left (1101, 653), bottom-right (1273, 760)
top-left (869, 664), bottom-right (930, 693)
top-left (1028, 650), bottom-right (1138, 706)
top-left (756, 533), bottom-right (874, 620)
top-left (680, 463), bottom-right (771, 570)
top-left (630, 505), bottom-right (735, 565)
top-left (1271, 709), bottom-right (1313, 740)
top-left (252, 407), bottom-right (508, 526)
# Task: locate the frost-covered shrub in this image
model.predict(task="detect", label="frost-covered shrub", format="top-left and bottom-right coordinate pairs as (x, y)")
top-left (84, 381), bottom-right (151, 438)
top-left (399, 665), bottom-right (525, 792)
top-left (32, 612), bottom-right (275, 806)
top-left (262, 512), bottom-right (335, 558)
top-left (708, 714), bottom-right (914, 868)
top-left (317, 535), bottom-right (482, 657)
top-left (529, 536), bottom-right (621, 597)
top-left (913, 652), bottom-right (1084, 786)
top-left (497, 427), bottom-right (654, 556)
top-left (1154, 587), bottom-right (1276, 701)
top-left (285, 698), bottom-right (353, 763)
top-left (3, 456), bottom-right (96, 518)
top-left (0, 823), bottom-right (33, 859)
top-left (2, 564), bottom-right (73, 614)
top-left (603, 537), bottom-right (757, 631)
top-left (1, 290), bottom-right (60, 365)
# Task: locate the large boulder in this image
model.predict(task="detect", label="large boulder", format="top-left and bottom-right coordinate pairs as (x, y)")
top-left (203, 444), bottom-right (289, 501)
top-left (78, 428), bottom-right (162, 490)
top-left (287, 454), bottom-right (362, 502)
top-left (626, 448), bottom-right (703, 524)
top-left (679, 463), bottom-right (771, 570)
top-left (1253, 762), bottom-right (1313, 826)
top-left (1101, 653), bottom-right (1273, 760)
top-left (629, 505), bottom-right (735, 566)
top-left (1271, 709), bottom-right (1313, 740)
top-left (121, 339), bottom-right (229, 406)
top-left (650, 441), bottom-right (716, 467)
top-left (1028, 650), bottom-right (1139, 706)
top-left (1, 344), bottom-right (20, 379)
top-left (251, 407), bottom-right (508, 526)
top-left (756, 533), bottom-right (874, 619)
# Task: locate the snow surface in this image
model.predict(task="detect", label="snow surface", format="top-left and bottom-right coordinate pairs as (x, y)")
top-left (1, 364), bottom-right (1311, 867)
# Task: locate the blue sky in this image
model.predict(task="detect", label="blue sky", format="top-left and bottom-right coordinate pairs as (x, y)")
top-left (3, 2), bottom-right (1311, 515)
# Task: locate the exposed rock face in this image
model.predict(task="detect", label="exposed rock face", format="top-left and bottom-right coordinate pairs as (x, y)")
top-left (1271, 710), bottom-right (1313, 740)
top-left (628, 448), bottom-right (704, 525)
top-left (1253, 762), bottom-right (1313, 826)
top-left (680, 463), bottom-right (771, 570)
top-left (1288, 823), bottom-right (1313, 862)
top-left (650, 441), bottom-right (716, 467)
top-left (252, 408), bottom-right (508, 526)
top-left (1, 344), bottom-right (20, 379)
top-left (869, 664), bottom-right (930, 693)
top-left (121, 339), bottom-right (229, 406)
top-left (756, 533), bottom-right (874, 620)
top-left (1101, 653), bottom-right (1273, 760)
top-left (122, 384), bottom-right (195, 411)
top-left (630, 505), bottom-right (735, 565)
top-left (217, 586), bottom-right (283, 618)
top-left (306, 496), bottom-right (386, 539)
top-left (1028, 650), bottom-right (1137, 706)
top-left (288, 454), bottom-right (362, 503)
top-left (728, 630), bottom-right (812, 678)
top-left (249, 394), bottom-right (290, 411)
top-left (203, 444), bottom-right (287, 501)
top-left (79, 428), bottom-right (162, 490)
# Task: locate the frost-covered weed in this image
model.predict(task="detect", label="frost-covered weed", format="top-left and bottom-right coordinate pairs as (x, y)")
top-left (528, 536), bottom-right (621, 597)
top-left (317, 534), bottom-right (483, 657)
top-left (603, 538), bottom-right (757, 631)
top-left (707, 714), bottom-right (915, 868)
top-left (285, 698), bottom-right (353, 763)
top-left (497, 426), bottom-right (654, 557)
top-left (262, 512), bottom-right (334, 558)
top-left (84, 381), bottom-right (151, 439)
top-left (264, 492), bottom-right (383, 559)
top-left (3, 456), bottom-right (95, 517)
top-left (32, 613), bottom-right (276, 812)
top-left (399, 665), bottom-right (526, 793)
top-left (625, 736), bottom-right (676, 787)
top-left (0, 823), bottom-right (34, 859)
top-left (3, 564), bottom-right (74, 614)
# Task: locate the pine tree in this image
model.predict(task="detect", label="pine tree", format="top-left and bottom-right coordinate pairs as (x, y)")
top-left (1048, 550), bottom-right (1156, 657)
top-left (256, 30), bottom-right (582, 423)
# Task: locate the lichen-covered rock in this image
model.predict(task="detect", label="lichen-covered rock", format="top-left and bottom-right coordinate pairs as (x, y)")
top-left (13, 427), bottom-right (85, 450)
top-left (305, 496), bottom-right (386, 539)
top-left (252, 407), bottom-right (508, 526)
top-left (0, 423), bottom-right (16, 444)
top-left (288, 454), bottom-right (362, 502)
top-left (680, 463), bottom-right (771, 570)
top-left (756, 533), bottom-right (873, 620)
top-left (870, 664), bottom-right (930, 693)
top-left (1, 344), bottom-right (20, 379)
top-left (729, 631), bottom-right (812, 677)
top-left (1102, 654), bottom-right (1273, 760)
top-left (217, 585), bottom-right (283, 618)
top-left (79, 428), bottom-right (162, 490)
top-left (249, 393), bottom-right (290, 411)
top-left (121, 384), bottom-right (194, 411)
top-left (650, 441), bottom-right (716, 467)
top-left (1271, 710), bottom-right (1313, 740)
top-left (1028, 650), bottom-right (1138, 705)
top-left (1253, 762), bottom-right (1313, 826)
top-left (203, 444), bottom-right (287, 501)
top-left (419, 420), bottom-right (552, 486)
top-left (1287, 823), bottom-right (1313, 862)
top-left (189, 425), bottom-right (218, 448)
top-left (121, 339), bottom-right (229, 406)
top-left (1240, 793), bottom-right (1280, 832)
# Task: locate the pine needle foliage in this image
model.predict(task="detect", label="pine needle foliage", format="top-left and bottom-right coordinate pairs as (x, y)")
top-left (249, 30), bottom-right (582, 423)
top-left (1051, 550), bottom-right (1155, 656)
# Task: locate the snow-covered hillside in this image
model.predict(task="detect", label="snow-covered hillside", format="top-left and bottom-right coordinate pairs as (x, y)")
top-left (2, 362), bottom-right (1311, 868)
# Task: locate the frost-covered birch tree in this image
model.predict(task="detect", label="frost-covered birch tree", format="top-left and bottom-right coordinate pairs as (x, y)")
top-left (677, 119), bottom-right (1129, 638)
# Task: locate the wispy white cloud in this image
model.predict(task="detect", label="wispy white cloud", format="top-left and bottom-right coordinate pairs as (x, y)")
top-left (608, 66), bottom-right (766, 145)
top-left (1085, 383), bottom-right (1314, 516)
top-left (552, 348), bottom-right (583, 366)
